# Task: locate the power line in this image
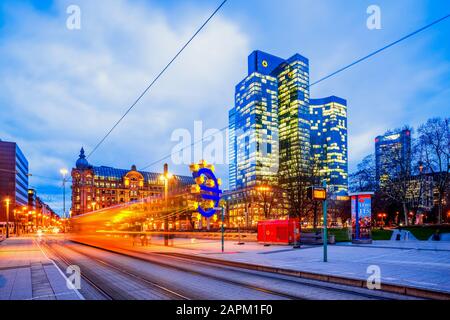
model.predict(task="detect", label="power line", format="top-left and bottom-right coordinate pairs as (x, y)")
top-left (0, 168), bottom-right (70, 182)
top-left (139, 13), bottom-right (450, 171)
top-left (140, 127), bottom-right (228, 171)
top-left (86, 0), bottom-right (229, 159)
top-left (310, 13), bottom-right (450, 87)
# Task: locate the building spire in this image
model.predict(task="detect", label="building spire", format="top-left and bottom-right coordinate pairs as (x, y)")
top-left (76, 147), bottom-right (90, 169)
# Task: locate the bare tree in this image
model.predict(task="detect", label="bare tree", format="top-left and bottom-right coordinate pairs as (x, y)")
top-left (377, 127), bottom-right (415, 226)
top-left (417, 118), bottom-right (450, 224)
top-left (256, 185), bottom-right (284, 219)
top-left (349, 154), bottom-right (377, 193)
top-left (278, 149), bottom-right (321, 226)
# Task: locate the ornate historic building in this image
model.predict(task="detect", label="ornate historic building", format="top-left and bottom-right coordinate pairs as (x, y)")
top-left (70, 148), bottom-right (193, 216)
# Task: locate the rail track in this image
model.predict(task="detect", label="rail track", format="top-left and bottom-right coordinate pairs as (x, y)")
top-left (46, 239), bottom-right (416, 300)
top-left (41, 240), bottom-right (190, 300)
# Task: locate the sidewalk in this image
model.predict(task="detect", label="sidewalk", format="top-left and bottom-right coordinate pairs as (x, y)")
top-left (0, 237), bottom-right (83, 300)
top-left (104, 236), bottom-right (450, 297)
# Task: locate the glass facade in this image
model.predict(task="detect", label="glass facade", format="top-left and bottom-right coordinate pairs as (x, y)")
top-left (228, 51), bottom-right (348, 198)
top-left (232, 51), bottom-right (281, 189)
top-left (276, 54), bottom-right (310, 188)
top-left (229, 50), bottom-right (310, 190)
top-left (228, 107), bottom-right (237, 190)
top-left (310, 96), bottom-right (348, 196)
top-left (375, 129), bottom-right (412, 184)
top-left (15, 145), bottom-right (29, 206)
top-left (0, 140), bottom-right (29, 222)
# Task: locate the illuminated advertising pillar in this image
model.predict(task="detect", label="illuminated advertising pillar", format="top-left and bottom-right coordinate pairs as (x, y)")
top-left (350, 192), bottom-right (374, 244)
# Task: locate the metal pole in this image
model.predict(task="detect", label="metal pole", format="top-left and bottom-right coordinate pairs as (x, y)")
top-left (63, 178), bottom-right (66, 219)
top-left (322, 180), bottom-right (328, 262)
top-left (6, 200), bottom-right (10, 239)
top-left (237, 216), bottom-right (244, 245)
top-left (221, 206), bottom-right (225, 253)
top-left (164, 178), bottom-right (169, 246)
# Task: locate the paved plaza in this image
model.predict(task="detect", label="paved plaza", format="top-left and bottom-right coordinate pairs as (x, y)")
top-left (0, 237), bottom-right (83, 300)
top-left (122, 236), bottom-right (450, 295)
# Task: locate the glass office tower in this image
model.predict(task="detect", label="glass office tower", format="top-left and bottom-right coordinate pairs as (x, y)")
top-left (232, 51), bottom-right (281, 189)
top-left (0, 140), bottom-right (29, 222)
top-left (229, 50), bottom-right (310, 190)
top-left (228, 107), bottom-right (237, 190)
top-left (275, 54), bottom-right (310, 188)
top-left (375, 129), bottom-right (411, 185)
top-left (310, 96), bottom-right (348, 196)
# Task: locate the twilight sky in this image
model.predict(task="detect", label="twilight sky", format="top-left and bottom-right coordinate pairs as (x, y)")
top-left (0, 0), bottom-right (449, 215)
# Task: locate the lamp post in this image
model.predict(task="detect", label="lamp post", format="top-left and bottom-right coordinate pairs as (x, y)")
top-left (237, 215), bottom-right (244, 245)
top-left (378, 213), bottom-right (387, 229)
top-left (160, 163), bottom-right (173, 246)
top-left (322, 180), bottom-right (328, 263)
top-left (60, 169), bottom-right (68, 219)
top-left (13, 209), bottom-right (17, 236)
top-left (5, 198), bottom-right (10, 238)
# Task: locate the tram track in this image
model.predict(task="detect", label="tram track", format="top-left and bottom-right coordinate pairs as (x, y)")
top-left (65, 239), bottom-right (415, 300)
top-left (41, 240), bottom-right (190, 300)
top-left (59, 241), bottom-right (304, 300)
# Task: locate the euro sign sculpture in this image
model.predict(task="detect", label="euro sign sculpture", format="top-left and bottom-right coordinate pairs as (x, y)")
top-left (191, 162), bottom-right (222, 218)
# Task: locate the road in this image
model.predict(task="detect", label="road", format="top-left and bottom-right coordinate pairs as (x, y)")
top-left (36, 237), bottom-right (420, 300)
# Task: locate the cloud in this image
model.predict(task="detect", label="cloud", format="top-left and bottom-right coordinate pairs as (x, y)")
top-left (0, 0), bottom-right (250, 213)
top-left (1, 0), bottom-right (449, 214)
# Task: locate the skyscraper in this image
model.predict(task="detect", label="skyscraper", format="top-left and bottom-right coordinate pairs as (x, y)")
top-left (275, 54), bottom-right (311, 189)
top-left (310, 96), bottom-right (348, 195)
top-left (0, 139), bottom-right (29, 222)
top-left (228, 107), bottom-right (237, 191)
top-left (229, 50), bottom-right (310, 190)
top-left (231, 51), bottom-right (282, 189)
top-left (375, 129), bottom-right (412, 184)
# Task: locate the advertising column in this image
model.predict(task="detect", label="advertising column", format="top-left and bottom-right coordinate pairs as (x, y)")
top-left (350, 192), bottom-right (374, 244)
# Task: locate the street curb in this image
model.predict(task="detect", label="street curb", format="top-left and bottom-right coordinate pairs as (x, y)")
top-left (161, 252), bottom-right (450, 300)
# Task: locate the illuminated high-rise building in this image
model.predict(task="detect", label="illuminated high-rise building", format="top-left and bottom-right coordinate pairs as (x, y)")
top-left (375, 129), bottom-right (411, 184)
top-left (229, 50), bottom-right (310, 190)
top-left (275, 54), bottom-right (310, 188)
top-left (310, 96), bottom-right (348, 196)
top-left (228, 107), bottom-right (237, 190)
top-left (0, 139), bottom-right (29, 223)
top-left (231, 51), bottom-right (281, 189)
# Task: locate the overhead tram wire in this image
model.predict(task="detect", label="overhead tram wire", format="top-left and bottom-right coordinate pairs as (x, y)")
top-left (139, 12), bottom-right (450, 171)
top-left (310, 12), bottom-right (450, 87)
top-left (0, 168), bottom-right (67, 182)
top-left (86, 0), bottom-right (229, 159)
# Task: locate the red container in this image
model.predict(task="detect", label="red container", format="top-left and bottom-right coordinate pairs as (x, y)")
top-left (257, 219), bottom-right (300, 245)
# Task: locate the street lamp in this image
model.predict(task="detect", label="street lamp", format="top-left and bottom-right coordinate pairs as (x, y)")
top-left (378, 213), bottom-right (387, 229)
top-left (160, 163), bottom-right (173, 246)
top-left (4, 198), bottom-right (10, 238)
top-left (60, 168), bottom-right (68, 219)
